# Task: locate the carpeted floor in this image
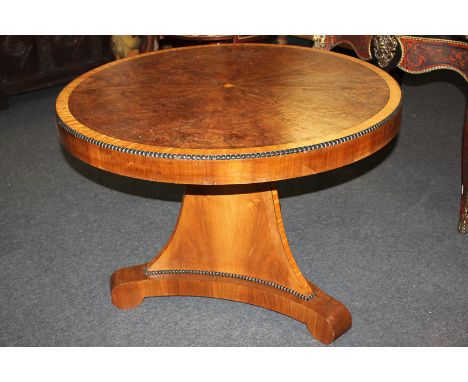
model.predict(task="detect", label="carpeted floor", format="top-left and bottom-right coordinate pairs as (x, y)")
top-left (0, 63), bottom-right (467, 346)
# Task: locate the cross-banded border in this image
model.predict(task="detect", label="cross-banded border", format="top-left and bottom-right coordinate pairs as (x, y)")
top-left (56, 99), bottom-right (401, 161)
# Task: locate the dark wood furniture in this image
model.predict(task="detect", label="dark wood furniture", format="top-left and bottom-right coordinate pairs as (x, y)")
top-left (55, 44), bottom-right (401, 344)
top-left (0, 36), bottom-right (112, 109)
top-left (312, 35), bottom-right (468, 234)
top-left (140, 35), bottom-right (267, 52)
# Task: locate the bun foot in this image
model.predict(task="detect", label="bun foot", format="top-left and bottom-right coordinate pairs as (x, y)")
top-left (110, 266), bottom-right (145, 309)
top-left (303, 284), bottom-right (352, 344)
top-left (458, 198), bottom-right (467, 234)
top-left (458, 216), bottom-right (468, 234)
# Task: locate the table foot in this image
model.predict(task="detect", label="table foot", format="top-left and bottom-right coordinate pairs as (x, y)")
top-left (110, 183), bottom-right (352, 344)
top-left (458, 195), bottom-right (467, 233)
top-left (111, 263), bottom-right (351, 344)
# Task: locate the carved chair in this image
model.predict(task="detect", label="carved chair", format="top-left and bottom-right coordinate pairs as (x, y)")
top-left (312, 35), bottom-right (468, 233)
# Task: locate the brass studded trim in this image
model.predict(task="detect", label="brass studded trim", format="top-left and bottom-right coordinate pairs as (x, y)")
top-left (312, 35), bottom-right (327, 49)
top-left (144, 268), bottom-right (315, 301)
top-left (55, 98), bottom-right (401, 161)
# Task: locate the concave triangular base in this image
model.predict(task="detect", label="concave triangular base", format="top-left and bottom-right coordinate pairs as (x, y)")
top-left (111, 182), bottom-right (351, 344)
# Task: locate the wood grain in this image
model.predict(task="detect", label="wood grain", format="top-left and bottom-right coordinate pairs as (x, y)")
top-left (56, 43), bottom-right (401, 185)
top-left (321, 35), bottom-right (373, 61)
top-left (111, 265), bottom-right (352, 344)
top-left (147, 183), bottom-right (312, 295)
top-left (111, 183), bottom-right (352, 344)
top-left (57, 44), bottom-right (401, 343)
top-left (64, 44), bottom-right (394, 148)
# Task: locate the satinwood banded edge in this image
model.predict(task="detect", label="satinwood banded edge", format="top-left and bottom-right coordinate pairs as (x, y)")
top-left (57, 110), bottom-right (401, 185)
top-left (56, 43), bottom-right (402, 185)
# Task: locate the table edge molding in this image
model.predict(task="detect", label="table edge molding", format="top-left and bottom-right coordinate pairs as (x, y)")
top-left (56, 99), bottom-right (402, 161)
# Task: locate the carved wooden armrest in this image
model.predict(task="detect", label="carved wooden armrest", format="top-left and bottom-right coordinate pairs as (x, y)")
top-left (312, 35), bottom-right (373, 61)
top-left (311, 35), bottom-right (400, 68)
top-left (395, 36), bottom-right (467, 81)
top-left (313, 35), bottom-right (468, 233)
top-left (313, 35), bottom-right (468, 81)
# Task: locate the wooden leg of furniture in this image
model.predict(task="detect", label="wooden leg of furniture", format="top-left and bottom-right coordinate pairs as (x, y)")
top-left (458, 103), bottom-right (468, 234)
top-left (460, 194), bottom-right (468, 233)
top-left (111, 183), bottom-right (352, 344)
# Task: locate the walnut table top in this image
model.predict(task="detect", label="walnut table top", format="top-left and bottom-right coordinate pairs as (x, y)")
top-left (56, 43), bottom-right (401, 185)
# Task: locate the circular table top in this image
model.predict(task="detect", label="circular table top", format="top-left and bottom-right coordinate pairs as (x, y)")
top-left (56, 44), bottom-right (402, 185)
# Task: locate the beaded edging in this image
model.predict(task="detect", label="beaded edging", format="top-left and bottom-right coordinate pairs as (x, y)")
top-left (56, 100), bottom-right (401, 161)
top-left (143, 268), bottom-right (315, 301)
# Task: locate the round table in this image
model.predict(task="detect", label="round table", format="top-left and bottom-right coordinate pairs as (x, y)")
top-left (56, 44), bottom-right (401, 344)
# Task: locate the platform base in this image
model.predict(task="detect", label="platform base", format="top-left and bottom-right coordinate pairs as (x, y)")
top-left (110, 183), bottom-right (352, 344)
top-left (111, 263), bottom-right (352, 345)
